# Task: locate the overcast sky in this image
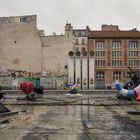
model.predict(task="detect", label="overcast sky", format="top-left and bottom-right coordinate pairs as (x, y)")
top-left (0, 0), bottom-right (140, 35)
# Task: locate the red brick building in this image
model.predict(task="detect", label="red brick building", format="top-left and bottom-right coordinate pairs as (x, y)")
top-left (88, 25), bottom-right (140, 88)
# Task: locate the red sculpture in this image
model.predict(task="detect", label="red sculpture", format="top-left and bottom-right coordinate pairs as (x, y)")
top-left (20, 82), bottom-right (35, 94)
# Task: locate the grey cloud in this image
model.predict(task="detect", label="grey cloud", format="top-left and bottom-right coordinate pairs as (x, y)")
top-left (0, 0), bottom-right (140, 34)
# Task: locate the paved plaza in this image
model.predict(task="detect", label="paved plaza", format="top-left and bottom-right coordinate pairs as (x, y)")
top-left (0, 92), bottom-right (140, 140)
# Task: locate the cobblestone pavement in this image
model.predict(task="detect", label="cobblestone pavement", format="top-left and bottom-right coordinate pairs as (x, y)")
top-left (0, 93), bottom-right (140, 140)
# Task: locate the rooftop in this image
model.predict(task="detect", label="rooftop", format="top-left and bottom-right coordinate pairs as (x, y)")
top-left (89, 30), bottom-right (140, 38)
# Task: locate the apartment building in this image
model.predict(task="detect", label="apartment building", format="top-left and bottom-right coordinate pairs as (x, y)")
top-left (88, 24), bottom-right (140, 88)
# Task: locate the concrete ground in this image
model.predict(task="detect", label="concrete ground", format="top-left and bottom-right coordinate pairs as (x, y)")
top-left (0, 92), bottom-right (140, 140)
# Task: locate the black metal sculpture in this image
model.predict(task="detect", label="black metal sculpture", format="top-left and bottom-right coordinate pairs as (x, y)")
top-left (123, 67), bottom-right (140, 89)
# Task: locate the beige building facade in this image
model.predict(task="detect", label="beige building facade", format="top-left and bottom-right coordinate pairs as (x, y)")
top-left (0, 15), bottom-right (88, 81)
top-left (0, 15), bottom-right (75, 77)
top-left (0, 15), bottom-right (42, 73)
top-left (41, 23), bottom-right (73, 77)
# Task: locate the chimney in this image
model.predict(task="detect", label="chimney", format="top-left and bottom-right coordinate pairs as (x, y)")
top-left (101, 24), bottom-right (119, 31)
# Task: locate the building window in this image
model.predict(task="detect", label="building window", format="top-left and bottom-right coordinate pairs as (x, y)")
top-left (129, 41), bottom-right (138, 49)
top-left (96, 72), bottom-right (105, 80)
top-left (112, 51), bottom-right (122, 57)
top-left (81, 31), bottom-right (86, 36)
top-left (112, 41), bottom-right (121, 49)
top-left (95, 51), bottom-right (105, 57)
top-left (81, 38), bottom-right (85, 45)
top-left (128, 51), bottom-right (138, 57)
top-left (113, 72), bottom-right (121, 80)
top-left (64, 65), bottom-right (68, 69)
top-left (128, 60), bottom-right (139, 67)
top-left (75, 39), bottom-right (79, 45)
top-left (95, 60), bottom-right (105, 67)
top-left (96, 41), bottom-right (104, 49)
top-left (74, 31), bottom-right (80, 36)
top-left (112, 60), bottom-right (122, 67)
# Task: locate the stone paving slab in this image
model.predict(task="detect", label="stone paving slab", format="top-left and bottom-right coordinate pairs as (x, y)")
top-left (0, 92), bottom-right (140, 140)
top-left (0, 105), bottom-right (140, 140)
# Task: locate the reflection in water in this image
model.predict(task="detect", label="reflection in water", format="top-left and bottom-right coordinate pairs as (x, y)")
top-left (80, 105), bottom-right (92, 122)
top-left (2, 105), bottom-right (139, 140)
top-left (72, 105), bottom-right (94, 122)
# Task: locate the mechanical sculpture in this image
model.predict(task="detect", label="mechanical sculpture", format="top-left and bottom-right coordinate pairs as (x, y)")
top-left (115, 67), bottom-right (140, 101)
top-left (123, 67), bottom-right (140, 89)
top-left (115, 81), bottom-right (140, 101)
top-left (65, 82), bottom-right (82, 97)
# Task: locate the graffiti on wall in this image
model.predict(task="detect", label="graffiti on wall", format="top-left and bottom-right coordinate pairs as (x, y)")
top-left (1, 79), bottom-right (10, 87)
top-left (0, 69), bottom-right (68, 89)
top-left (0, 15), bottom-right (36, 26)
top-left (0, 69), bottom-right (41, 78)
top-left (0, 78), bottom-right (11, 89)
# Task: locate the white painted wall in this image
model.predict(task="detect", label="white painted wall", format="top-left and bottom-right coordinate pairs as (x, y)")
top-left (75, 56), bottom-right (81, 88)
top-left (68, 57), bottom-right (75, 84)
top-left (82, 57), bottom-right (88, 90)
top-left (89, 56), bottom-right (95, 89)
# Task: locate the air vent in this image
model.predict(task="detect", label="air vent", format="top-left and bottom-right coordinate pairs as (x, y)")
top-left (89, 51), bottom-right (94, 56)
top-left (82, 51), bottom-right (87, 56)
top-left (76, 51), bottom-right (81, 56)
top-left (69, 51), bottom-right (74, 56)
